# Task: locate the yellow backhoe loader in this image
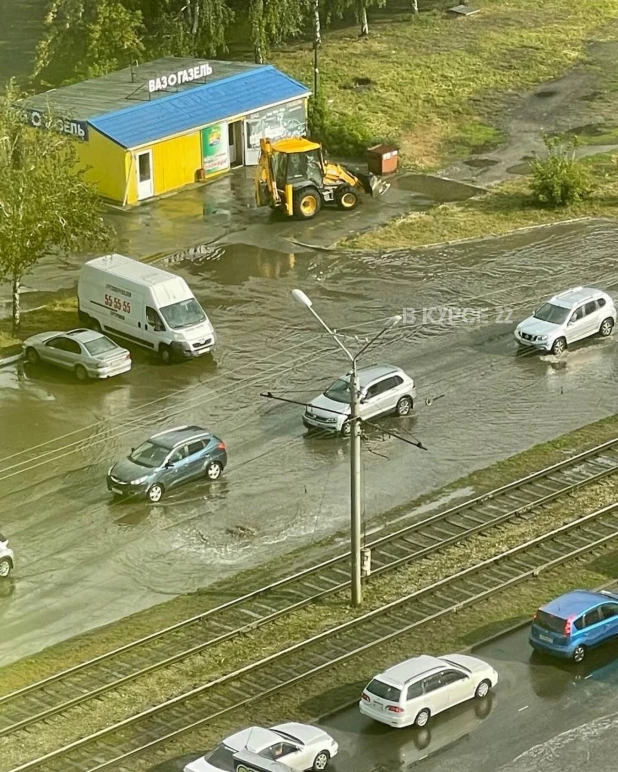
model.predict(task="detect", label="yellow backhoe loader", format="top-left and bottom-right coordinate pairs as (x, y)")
top-left (255, 137), bottom-right (390, 220)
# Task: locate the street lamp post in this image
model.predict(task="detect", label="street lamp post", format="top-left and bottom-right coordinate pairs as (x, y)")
top-left (292, 289), bottom-right (401, 607)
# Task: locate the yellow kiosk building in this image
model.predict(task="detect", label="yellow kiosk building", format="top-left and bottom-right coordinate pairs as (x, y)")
top-left (22, 57), bottom-right (310, 206)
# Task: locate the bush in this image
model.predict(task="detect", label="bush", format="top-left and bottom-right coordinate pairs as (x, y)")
top-left (530, 135), bottom-right (593, 207)
top-left (307, 93), bottom-right (377, 159)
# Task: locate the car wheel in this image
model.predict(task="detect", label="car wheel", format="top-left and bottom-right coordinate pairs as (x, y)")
top-left (74, 365), bottom-right (88, 382)
top-left (415, 708), bottom-right (431, 727)
top-left (147, 483), bottom-right (164, 503)
top-left (0, 558), bottom-right (12, 578)
top-left (600, 317), bottom-right (614, 337)
top-left (396, 396), bottom-right (413, 416)
top-left (475, 679), bottom-right (491, 698)
top-left (573, 644), bottom-right (586, 663)
top-left (160, 345), bottom-right (173, 365)
top-left (25, 347), bottom-right (39, 366)
top-left (312, 751), bottom-right (330, 771)
top-left (551, 337), bottom-right (566, 356)
top-left (206, 461), bottom-right (223, 481)
top-left (341, 421), bottom-right (351, 438)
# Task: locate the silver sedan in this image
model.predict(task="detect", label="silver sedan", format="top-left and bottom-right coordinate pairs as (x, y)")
top-left (23, 328), bottom-right (131, 381)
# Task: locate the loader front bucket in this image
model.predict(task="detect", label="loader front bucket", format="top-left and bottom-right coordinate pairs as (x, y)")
top-left (355, 171), bottom-right (391, 196)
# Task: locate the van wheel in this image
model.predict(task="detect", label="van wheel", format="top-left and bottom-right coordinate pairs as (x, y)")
top-left (78, 310), bottom-right (90, 324)
top-left (573, 644), bottom-right (586, 663)
top-left (89, 318), bottom-right (102, 332)
top-left (25, 347), bottom-right (39, 366)
top-left (74, 365), bottom-right (88, 382)
top-left (415, 708), bottom-right (430, 727)
top-left (147, 483), bottom-right (164, 503)
top-left (159, 345), bottom-right (173, 365)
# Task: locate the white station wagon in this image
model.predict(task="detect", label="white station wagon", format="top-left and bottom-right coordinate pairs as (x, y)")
top-left (360, 654), bottom-right (498, 728)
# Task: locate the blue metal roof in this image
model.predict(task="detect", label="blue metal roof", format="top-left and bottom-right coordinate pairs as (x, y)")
top-left (541, 590), bottom-right (608, 618)
top-left (88, 65), bottom-right (310, 149)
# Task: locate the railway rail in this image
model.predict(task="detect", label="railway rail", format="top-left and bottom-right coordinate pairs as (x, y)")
top-left (12, 500), bottom-right (618, 771)
top-left (2, 437), bottom-right (618, 765)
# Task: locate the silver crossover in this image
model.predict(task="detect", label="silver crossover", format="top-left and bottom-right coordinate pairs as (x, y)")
top-left (514, 287), bottom-right (616, 355)
top-left (303, 364), bottom-right (416, 436)
top-left (23, 328), bottom-right (131, 380)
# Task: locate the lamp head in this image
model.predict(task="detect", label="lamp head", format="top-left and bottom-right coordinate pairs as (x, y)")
top-left (292, 289), bottom-right (313, 308)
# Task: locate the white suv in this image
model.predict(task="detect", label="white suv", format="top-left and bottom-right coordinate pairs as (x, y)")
top-left (303, 364), bottom-right (416, 436)
top-left (514, 286), bottom-right (615, 355)
top-left (0, 533), bottom-right (14, 578)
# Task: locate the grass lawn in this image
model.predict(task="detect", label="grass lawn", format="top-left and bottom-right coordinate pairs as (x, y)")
top-left (344, 152), bottom-right (618, 249)
top-left (272, 0), bottom-right (618, 167)
top-left (0, 298), bottom-right (79, 357)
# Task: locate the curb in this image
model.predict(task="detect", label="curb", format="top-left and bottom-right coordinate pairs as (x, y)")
top-left (0, 352), bottom-right (22, 368)
top-left (311, 577), bottom-right (618, 725)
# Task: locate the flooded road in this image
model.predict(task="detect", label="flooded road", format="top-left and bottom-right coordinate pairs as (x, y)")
top-left (1, 219), bottom-right (618, 665)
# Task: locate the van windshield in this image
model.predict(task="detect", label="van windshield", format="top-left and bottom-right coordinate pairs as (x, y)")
top-left (160, 298), bottom-right (206, 330)
top-left (365, 679), bottom-right (401, 702)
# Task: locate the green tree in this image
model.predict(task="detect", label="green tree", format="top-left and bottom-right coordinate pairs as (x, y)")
top-left (143, 0), bottom-right (233, 59)
top-left (34, 0), bottom-right (144, 86)
top-left (248, 0), bottom-right (309, 64)
top-left (0, 84), bottom-right (111, 332)
top-left (530, 135), bottom-right (593, 207)
top-left (322, 0), bottom-right (385, 36)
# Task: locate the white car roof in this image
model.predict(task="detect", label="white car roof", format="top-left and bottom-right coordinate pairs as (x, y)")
top-left (375, 655), bottom-right (446, 686)
top-left (225, 726), bottom-right (282, 753)
top-left (549, 286), bottom-right (608, 308)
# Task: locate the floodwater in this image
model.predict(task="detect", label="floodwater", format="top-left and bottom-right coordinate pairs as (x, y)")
top-left (1, 219), bottom-right (618, 665)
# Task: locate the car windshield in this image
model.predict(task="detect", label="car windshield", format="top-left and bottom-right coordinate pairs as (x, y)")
top-left (274, 728), bottom-right (303, 745)
top-left (83, 336), bottom-right (118, 356)
top-left (205, 744), bottom-right (235, 772)
top-left (535, 610), bottom-right (567, 633)
top-left (129, 441), bottom-right (169, 468)
top-left (159, 298), bottom-right (206, 330)
top-left (533, 303), bottom-right (570, 325)
top-left (365, 679), bottom-right (401, 702)
top-left (324, 377), bottom-right (351, 404)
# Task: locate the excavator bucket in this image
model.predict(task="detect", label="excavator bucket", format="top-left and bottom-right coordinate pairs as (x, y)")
top-left (355, 170), bottom-right (391, 197)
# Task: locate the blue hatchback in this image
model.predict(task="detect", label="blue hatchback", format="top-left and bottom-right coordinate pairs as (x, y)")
top-left (529, 589), bottom-right (618, 663)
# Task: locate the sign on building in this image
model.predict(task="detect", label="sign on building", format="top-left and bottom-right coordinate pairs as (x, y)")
top-left (201, 123), bottom-right (230, 176)
top-left (246, 99), bottom-right (306, 150)
top-left (25, 109), bottom-right (89, 140)
top-left (148, 63), bottom-right (213, 94)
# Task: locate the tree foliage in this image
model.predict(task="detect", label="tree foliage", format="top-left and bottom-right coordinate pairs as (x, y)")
top-left (530, 135), bottom-right (593, 207)
top-left (0, 83), bottom-right (111, 331)
top-left (249, 0), bottom-right (309, 64)
top-left (34, 0), bottom-right (144, 86)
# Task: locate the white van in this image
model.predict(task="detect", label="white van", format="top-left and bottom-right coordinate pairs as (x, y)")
top-left (78, 254), bottom-right (216, 363)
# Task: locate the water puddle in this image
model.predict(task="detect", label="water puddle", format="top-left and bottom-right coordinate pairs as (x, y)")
top-left (392, 173), bottom-right (483, 201)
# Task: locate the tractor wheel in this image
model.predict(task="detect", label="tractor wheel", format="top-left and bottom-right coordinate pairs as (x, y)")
top-left (335, 187), bottom-right (359, 211)
top-left (294, 187), bottom-right (322, 220)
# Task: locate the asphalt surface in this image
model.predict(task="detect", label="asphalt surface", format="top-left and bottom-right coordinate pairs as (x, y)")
top-left (317, 624), bottom-right (618, 772)
top-left (1, 219), bottom-right (618, 665)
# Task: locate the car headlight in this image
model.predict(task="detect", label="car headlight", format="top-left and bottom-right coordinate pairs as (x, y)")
top-left (131, 476), bottom-right (149, 485)
top-left (537, 335), bottom-right (548, 341)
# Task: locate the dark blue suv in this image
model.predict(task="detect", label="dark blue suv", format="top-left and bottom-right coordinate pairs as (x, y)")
top-left (529, 589), bottom-right (618, 663)
top-left (107, 425), bottom-right (227, 503)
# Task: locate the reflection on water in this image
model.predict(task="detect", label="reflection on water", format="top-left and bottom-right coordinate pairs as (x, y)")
top-left (163, 243), bottom-right (298, 284)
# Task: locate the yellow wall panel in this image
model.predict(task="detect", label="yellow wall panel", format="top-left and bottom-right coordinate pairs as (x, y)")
top-left (152, 133), bottom-right (201, 196)
top-left (77, 129), bottom-right (128, 203)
